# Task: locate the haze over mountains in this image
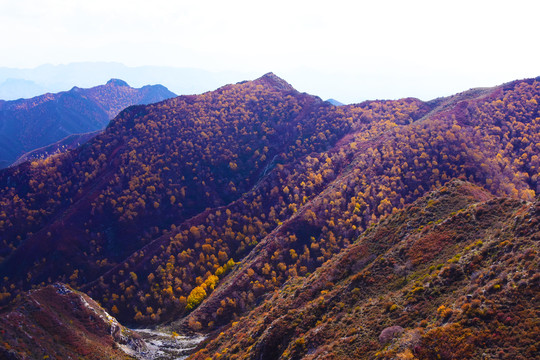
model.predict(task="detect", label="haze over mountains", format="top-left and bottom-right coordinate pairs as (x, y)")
top-left (0, 62), bottom-right (249, 101)
top-left (0, 62), bottom-right (501, 105)
top-left (0, 79), bottom-right (175, 168)
top-left (0, 73), bottom-right (538, 359)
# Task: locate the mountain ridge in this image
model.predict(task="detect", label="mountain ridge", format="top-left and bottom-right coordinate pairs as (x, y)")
top-left (0, 73), bottom-right (538, 359)
top-left (189, 180), bottom-right (539, 359)
top-left (0, 79), bottom-right (175, 167)
top-left (0, 283), bottom-right (145, 359)
top-left (0, 62), bottom-right (252, 101)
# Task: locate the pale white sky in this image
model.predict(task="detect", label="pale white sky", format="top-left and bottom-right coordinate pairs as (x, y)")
top-left (1, 0), bottom-right (539, 102)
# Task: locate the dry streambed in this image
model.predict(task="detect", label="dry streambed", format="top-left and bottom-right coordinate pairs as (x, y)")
top-left (129, 329), bottom-right (205, 360)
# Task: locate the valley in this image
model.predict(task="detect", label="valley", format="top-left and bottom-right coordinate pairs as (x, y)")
top-left (0, 74), bottom-right (538, 359)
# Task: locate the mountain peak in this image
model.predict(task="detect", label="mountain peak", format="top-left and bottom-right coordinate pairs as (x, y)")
top-left (326, 98), bottom-right (345, 106)
top-left (106, 78), bottom-right (129, 87)
top-left (254, 72), bottom-right (295, 92)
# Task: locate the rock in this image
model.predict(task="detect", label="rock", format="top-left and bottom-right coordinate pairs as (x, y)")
top-left (379, 325), bottom-right (405, 344)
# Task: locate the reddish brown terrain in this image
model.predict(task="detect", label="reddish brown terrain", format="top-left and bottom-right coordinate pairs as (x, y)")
top-left (189, 180), bottom-right (539, 359)
top-left (0, 283), bottom-right (145, 359)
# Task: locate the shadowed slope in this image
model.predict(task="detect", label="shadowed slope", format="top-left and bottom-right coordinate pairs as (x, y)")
top-left (0, 79), bottom-right (175, 167)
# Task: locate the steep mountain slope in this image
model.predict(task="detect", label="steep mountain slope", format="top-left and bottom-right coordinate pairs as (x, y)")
top-left (0, 74), bottom-right (539, 340)
top-left (170, 77), bottom-right (540, 332)
top-left (0, 73), bottom-right (362, 317)
top-left (0, 283), bottom-right (145, 359)
top-left (189, 180), bottom-right (539, 360)
top-left (0, 79), bottom-right (175, 167)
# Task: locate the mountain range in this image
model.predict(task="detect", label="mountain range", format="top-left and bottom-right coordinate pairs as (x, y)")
top-left (0, 62), bottom-right (250, 101)
top-left (0, 79), bottom-right (175, 168)
top-left (0, 73), bottom-right (538, 359)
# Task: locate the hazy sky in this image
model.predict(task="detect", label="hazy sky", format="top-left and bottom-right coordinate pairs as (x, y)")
top-left (1, 0), bottom-right (539, 103)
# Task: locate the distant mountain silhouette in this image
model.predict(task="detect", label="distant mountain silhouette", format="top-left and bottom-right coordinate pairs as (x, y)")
top-left (0, 62), bottom-right (252, 100)
top-left (0, 79), bottom-right (175, 167)
top-left (326, 98), bottom-right (344, 106)
top-left (0, 78), bottom-right (47, 100)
